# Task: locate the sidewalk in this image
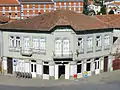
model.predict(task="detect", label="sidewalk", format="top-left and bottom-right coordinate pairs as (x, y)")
top-left (0, 70), bottom-right (120, 87)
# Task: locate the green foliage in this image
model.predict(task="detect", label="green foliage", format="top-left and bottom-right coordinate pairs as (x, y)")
top-left (83, 0), bottom-right (89, 15)
top-left (94, 0), bottom-right (104, 6)
top-left (109, 9), bottom-right (114, 14)
top-left (100, 5), bottom-right (107, 15)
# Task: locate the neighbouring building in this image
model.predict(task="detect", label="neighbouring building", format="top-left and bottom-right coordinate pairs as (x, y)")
top-left (0, 0), bottom-right (84, 19)
top-left (88, 2), bottom-right (101, 15)
top-left (105, 0), bottom-right (120, 14)
top-left (54, 0), bottom-right (83, 13)
top-left (0, 10), bottom-right (113, 80)
top-left (0, 0), bottom-right (20, 19)
top-left (19, 0), bottom-right (55, 19)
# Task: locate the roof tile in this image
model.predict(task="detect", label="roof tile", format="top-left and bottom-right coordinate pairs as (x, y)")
top-left (1, 10), bottom-right (109, 31)
top-left (0, 0), bottom-right (19, 5)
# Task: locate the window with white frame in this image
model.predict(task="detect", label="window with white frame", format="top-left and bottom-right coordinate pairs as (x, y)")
top-left (62, 39), bottom-right (70, 55)
top-left (2, 7), bottom-right (5, 15)
top-left (78, 37), bottom-right (84, 52)
top-left (33, 38), bottom-right (39, 50)
top-left (9, 36), bottom-right (20, 49)
top-left (44, 4), bottom-right (46, 12)
top-left (96, 36), bottom-right (102, 47)
top-left (16, 36), bottom-right (21, 48)
top-left (23, 37), bottom-right (30, 51)
top-left (21, 5), bottom-right (23, 12)
top-left (9, 36), bottom-right (15, 48)
top-left (104, 34), bottom-right (110, 48)
top-left (40, 37), bottom-right (46, 51)
top-left (87, 36), bottom-right (93, 51)
top-left (55, 39), bottom-right (62, 55)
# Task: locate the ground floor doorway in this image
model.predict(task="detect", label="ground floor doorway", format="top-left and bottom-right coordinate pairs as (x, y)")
top-left (104, 56), bottom-right (108, 72)
top-left (58, 65), bottom-right (65, 78)
top-left (7, 57), bottom-right (13, 74)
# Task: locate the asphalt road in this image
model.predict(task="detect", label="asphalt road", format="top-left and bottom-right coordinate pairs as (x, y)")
top-left (0, 82), bottom-right (120, 90)
top-left (0, 70), bottom-right (120, 90)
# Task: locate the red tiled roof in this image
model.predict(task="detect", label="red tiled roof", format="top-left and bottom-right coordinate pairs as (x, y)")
top-left (19, 0), bottom-right (54, 3)
top-left (96, 14), bottom-right (120, 28)
top-left (0, 9), bottom-right (108, 31)
top-left (0, 0), bottom-right (19, 5)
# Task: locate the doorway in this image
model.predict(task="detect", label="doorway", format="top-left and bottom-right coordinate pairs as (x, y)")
top-left (94, 58), bottom-right (100, 74)
top-left (59, 65), bottom-right (65, 78)
top-left (7, 57), bottom-right (13, 74)
top-left (104, 56), bottom-right (108, 72)
top-left (31, 60), bottom-right (36, 78)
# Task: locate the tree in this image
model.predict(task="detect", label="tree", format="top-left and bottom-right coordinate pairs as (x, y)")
top-left (88, 10), bottom-right (96, 16)
top-left (100, 5), bottom-right (107, 15)
top-left (94, 0), bottom-right (104, 6)
top-left (83, 0), bottom-right (89, 15)
top-left (109, 9), bottom-right (114, 14)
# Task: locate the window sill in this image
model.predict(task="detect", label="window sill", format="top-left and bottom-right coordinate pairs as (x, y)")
top-left (96, 47), bottom-right (102, 52)
top-left (104, 46), bottom-right (110, 50)
top-left (9, 48), bottom-right (20, 52)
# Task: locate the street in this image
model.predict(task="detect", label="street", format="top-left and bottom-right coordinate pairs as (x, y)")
top-left (0, 70), bottom-right (120, 90)
top-left (0, 82), bottom-right (120, 90)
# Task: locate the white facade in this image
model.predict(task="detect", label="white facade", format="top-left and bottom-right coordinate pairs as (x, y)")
top-left (1, 27), bottom-right (113, 80)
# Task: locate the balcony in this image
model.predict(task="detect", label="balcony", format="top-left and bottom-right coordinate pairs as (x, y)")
top-left (20, 47), bottom-right (32, 56)
top-left (53, 51), bottom-right (73, 59)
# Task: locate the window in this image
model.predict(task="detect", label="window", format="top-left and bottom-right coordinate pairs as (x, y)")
top-left (96, 36), bottom-right (101, 47)
top-left (44, 4), bottom-right (46, 12)
top-left (9, 36), bottom-right (14, 48)
top-left (62, 39), bottom-right (70, 55)
top-left (9, 36), bottom-right (20, 49)
top-left (16, 36), bottom-right (20, 48)
top-left (55, 39), bottom-right (62, 55)
top-left (23, 37), bottom-right (30, 50)
top-left (43, 65), bottom-right (49, 74)
top-left (104, 34), bottom-right (110, 49)
top-left (2, 7), bottom-right (5, 14)
top-left (40, 38), bottom-right (46, 50)
top-left (33, 38), bottom-right (39, 49)
top-left (78, 38), bottom-right (84, 52)
top-left (87, 36), bottom-right (93, 52)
